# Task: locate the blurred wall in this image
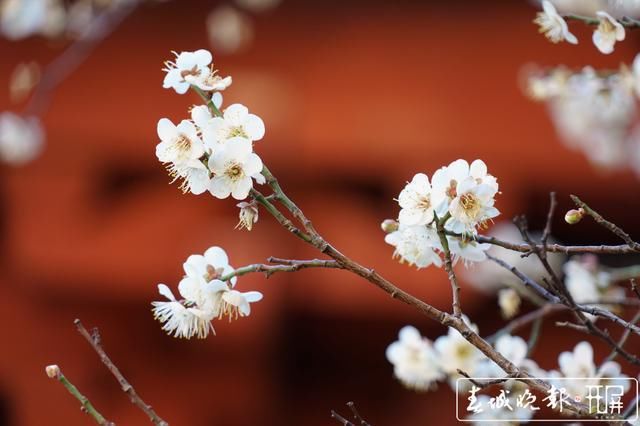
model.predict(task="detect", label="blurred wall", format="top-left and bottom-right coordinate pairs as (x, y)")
top-left (1, 0), bottom-right (640, 425)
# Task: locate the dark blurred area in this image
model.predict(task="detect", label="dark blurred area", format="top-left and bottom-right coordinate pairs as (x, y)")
top-left (1, 0), bottom-right (640, 424)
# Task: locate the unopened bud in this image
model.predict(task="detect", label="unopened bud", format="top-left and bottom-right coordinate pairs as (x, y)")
top-left (498, 288), bottom-right (521, 319)
top-left (45, 364), bottom-right (60, 379)
top-left (564, 208), bottom-right (585, 225)
top-left (236, 202), bottom-right (258, 231)
top-left (380, 219), bottom-right (399, 233)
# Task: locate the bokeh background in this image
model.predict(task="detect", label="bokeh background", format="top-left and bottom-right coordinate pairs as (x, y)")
top-left (1, 0), bottom-right (640, 424)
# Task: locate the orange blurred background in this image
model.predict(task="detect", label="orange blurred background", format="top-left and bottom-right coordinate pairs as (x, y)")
top-left (1, 1), bottom-right (640, 424)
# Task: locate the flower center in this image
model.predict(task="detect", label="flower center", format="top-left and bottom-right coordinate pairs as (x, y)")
top-left (456, 343), bottom-right (472, 359)
top-left (225, 163), bottom-right (244, 180)
top-left (460, 192), bottom-right (481, 218)
top-left (446, 180), bottom-right (458, 199)
top-left (228, 126), bottom-right (248, 138)
top-left (599, 19), bottom-right (614, 34)
top-left (204, 265), bottom-right (224, 282)
top-left (180, 65), bottom-right (201, 80)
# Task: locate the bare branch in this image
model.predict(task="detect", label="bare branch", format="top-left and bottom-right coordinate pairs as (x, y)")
top-left (74, 320), bottom-right (168, 426)
top-left (45, 365), bottom-right (114, 425)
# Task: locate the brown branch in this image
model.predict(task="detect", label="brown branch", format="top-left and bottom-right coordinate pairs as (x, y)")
top-left (74, 320), bottom-right (168, 426)
top-left (604, 309), bottom-right (640, 364)
top-left (570, 195), bottom-right (640, 251)
top-left (25, 0), bottom-right (140, 117)
top-left (457, 369), bottom-right (511, 389)
top-left (219, 259), bottom-right (343, 281)
top-left (436, 214), bottom-right (462, 317)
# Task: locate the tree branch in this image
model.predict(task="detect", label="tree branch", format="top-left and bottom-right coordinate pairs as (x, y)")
top-left (74, 319), bottom-right (168, 426)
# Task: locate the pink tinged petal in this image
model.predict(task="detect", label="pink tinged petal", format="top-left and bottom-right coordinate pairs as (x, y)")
top-left (157, 284), bottom-right (176, 301)
top-left (209, 176), bottom-right (232, 199)
top-left (244, 114), bottom-right (265, 141)
top-left (203, 246), bottom-right (230, 268)
top-left (231, 176), bottom-right (252, 200)
top-left (224, 104), bottom-right (249, 126)
top-left (244, 153), bottom-right (263, 176)
top-left (157, 118), bottom-right (177, 141)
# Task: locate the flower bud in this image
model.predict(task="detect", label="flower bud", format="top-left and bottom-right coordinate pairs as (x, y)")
top-left (498, 288), bottom-right (521, 319)
top-left (564, 208), bottom-right (585, 225)
top-left (380, 219), bottom-right (399, 234)
top-left (45, 364), bottom-right (60, 379)
top-left (236, 202), bottom-right (258, 231)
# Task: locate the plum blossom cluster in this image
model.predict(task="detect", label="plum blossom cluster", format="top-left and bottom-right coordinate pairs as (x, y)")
top-left (534, 1), bottom-right (627, 54)
top-left (157, 49), bottom-right (266, 225)
top-left (386, 325), bottom-right (631, 424)
top-left (152, 246), bottom-right (262, 339)
top-left (527, 62), bottom-right (640, 172)
top-left (382, 159), bottom-right (498, 269)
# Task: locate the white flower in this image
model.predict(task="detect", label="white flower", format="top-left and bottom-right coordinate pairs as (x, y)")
top-left (184, 69), bottom-right (232, 93)
top-left (0, 112), bottom-right (43, 165)
top-left (592, 11), bottom-right (625, 54)
top-left (208, 137), bottom-right (265, 200)
top-left (151, 284), bottom-right (215, 339)
top-left (498, 288), bottom-right (521, 319)
top-left (397, 173), bottom-right (434, 226)
top-left (384, 224), bottom-right (443, 269)
top-left (202, 104), bottom-right (265, 148)
top-left (447, 237), bottom-right (490, 265)
top-left (0, 0), bottom-right (51, 40)
top-left (183, 246), bottom-right (238, 286)
top-left (534, 1), bottom-right (578, 45)
top-left (564, 255), bottom-right (623, 319)
top-left (156, 118), bottom-right (209, 194)
top-left (434, 315), bottom-right (484, 382)
top-left (217, 288), bottom-right (263, 319)
top-left (431, 159), bottom-right (499, 234)
top-left (163, 49), bottom-right (213, 94)
top-left (236, 201), bottom-right (259, 230)
top-left (386, 326), bottom-right (444, 391)
top-left (156, 118), bottom-right (205, 168)
top-left (487, 335), bottom-right (528, 378)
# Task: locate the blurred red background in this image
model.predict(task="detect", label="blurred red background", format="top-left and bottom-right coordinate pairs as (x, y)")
top-left (1, 0), bottom-right (640, 424)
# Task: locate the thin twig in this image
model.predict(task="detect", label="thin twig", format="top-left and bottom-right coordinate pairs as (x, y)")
top-left (527, 317), bottom-right (544, 358)
top-left (346, 402), bottom-right (371, 426)
top-left (74, 320), bottom-right (168, 426)
top-left (570, 195), bottom-right (640, 251)
top-left (563, 14), bottom-right (640, 28)
top-left (457, 369), bottom-right (511, 389)
top-left (436, 213), bottom-right (462, 317)
top-left (331, 410), bottom-right (355, 426)
top-left (25, 0), bottom-right (140, 116)
top-left (604, 310), bottom-right (640, 364)
top-left (219, 259), bottom-right (342, 281)
top-left (45, 365), bottom-right (114, 425)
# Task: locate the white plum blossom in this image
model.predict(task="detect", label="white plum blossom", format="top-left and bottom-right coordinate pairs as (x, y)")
top-left (0, 112), bottom-right (43, 165)
top-left (481, 335), bottom-right (529, 379)
top-left (498, 288), bottom-right (521, 319)
top-left (236, 201), bottom-right (259, 230)
top-left (185, 70), bottom-right (232, 93)
top-left (550, 341), bottom-right (629, 400)
top-left (384, 224), bottom-right (443, 269)
top-left (592, 11), bottom-right (625, 54)
top-left (386, 326), bottom-right (444, 391)
top-left (534, 1), bottom-right (578, 45)
top-left (447, 237), bottom-right (491, 265)
top-left (564, 255), bottom-right (624, 319)
top-left (208, 137), bottom-right (265, 200)
top-left (163, 50), bottom-right (213, 94)
top-left (156, 118), bottom-right (209, 194)
top-left (202, 103), bottom-right (265, 148)
top-left (151, 284), bottom-right (215, 339)
top-left (217, 288), bottom-right (263, 319)
top-left (431, 159), bottom-right (499, 234)
top-left (183, 246), bottom-right (238, 287)
top-left (397, 173), bottom-right (434, 226)
top-left (434, 315), bottom-right (485, 388)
